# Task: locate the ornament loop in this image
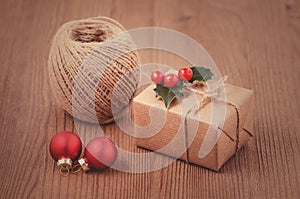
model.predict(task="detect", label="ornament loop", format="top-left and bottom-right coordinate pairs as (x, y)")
top-left (71, 161), bottom-right (82, 174)
top-left (59, 166), bottom-right (70, 176)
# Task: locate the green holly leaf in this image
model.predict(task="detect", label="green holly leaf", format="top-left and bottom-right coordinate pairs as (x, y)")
top-left (154, 83), bottom-right (184, 108)
top-left (188, 66), bottom-right (214, 83)
top-left (169, 79), bottom-right (185, 97)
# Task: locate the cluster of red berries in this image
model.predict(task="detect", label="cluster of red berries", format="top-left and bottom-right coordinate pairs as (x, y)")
top-left (151, 67), bottom-right (193, 87)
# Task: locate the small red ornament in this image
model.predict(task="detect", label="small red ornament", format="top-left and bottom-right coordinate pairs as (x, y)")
top-left (49, 131), bottom-right (82, 175)
top-left (164, 73), bottom-right (179, 87)
top-left (151, 70), bottom-right (164, 84)
top-left (178, 67), bottom-right (193, 81)
top-left (79, 137), bottom-right (118, 172)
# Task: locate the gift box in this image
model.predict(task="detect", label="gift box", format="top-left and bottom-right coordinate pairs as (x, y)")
top-left (132, 84), bottom-right (254, 171)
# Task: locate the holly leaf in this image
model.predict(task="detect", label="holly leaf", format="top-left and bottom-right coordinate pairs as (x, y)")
top-left (169, 79), bottom-right (185, 97)
top-left (188, 66), bottom-right (214, 83)
top-left (154, 83), bottom-right (184, 108)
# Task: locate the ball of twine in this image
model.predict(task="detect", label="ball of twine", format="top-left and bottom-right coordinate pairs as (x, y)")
top-left (48, 17), bottom-right (139, 124)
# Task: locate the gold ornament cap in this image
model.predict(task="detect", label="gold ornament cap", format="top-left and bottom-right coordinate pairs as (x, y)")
top-left (78, 158), bottom-right (90, 172)
top-left (57, 158), bottom-right (72, 176)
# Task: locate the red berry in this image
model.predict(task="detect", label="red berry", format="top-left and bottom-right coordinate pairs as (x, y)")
top-left (178, 67), bottom-right (193, 81)
top-left (151, 70), bottom-right (164, 84)
top-left (163, 73), bottom-right (179, 87)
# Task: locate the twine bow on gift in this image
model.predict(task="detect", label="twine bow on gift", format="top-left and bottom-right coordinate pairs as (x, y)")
top-left (187, 75), bottom-right (229, 109)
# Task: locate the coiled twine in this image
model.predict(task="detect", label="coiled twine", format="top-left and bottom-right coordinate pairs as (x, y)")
top-left (48, 17), bottom-right (139, 124)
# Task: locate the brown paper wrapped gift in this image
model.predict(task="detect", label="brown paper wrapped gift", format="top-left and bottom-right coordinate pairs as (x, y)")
top-left (132, 84), bottom-right (254, 171)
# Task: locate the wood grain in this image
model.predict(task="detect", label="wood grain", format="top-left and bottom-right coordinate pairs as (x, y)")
top-left (0, 0), bottom-right (299, 198)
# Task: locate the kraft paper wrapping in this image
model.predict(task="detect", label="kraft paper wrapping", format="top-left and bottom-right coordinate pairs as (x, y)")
top-left (132, 84), bottom-right (254, 171)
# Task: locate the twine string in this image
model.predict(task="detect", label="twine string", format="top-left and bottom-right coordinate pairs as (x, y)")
top-left (183, 76), bottom-right (241, 161)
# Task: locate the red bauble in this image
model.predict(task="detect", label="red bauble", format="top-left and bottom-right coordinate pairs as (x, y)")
top-left (178, 67), bottom-right (193, 81)
top-left (49, 131), bottom-right (82, 175)
top-left (79, 137), bottom-right (117, 171)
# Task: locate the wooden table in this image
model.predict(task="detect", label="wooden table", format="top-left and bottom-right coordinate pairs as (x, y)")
top-left (0, 0), bottom-right (299, 198)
